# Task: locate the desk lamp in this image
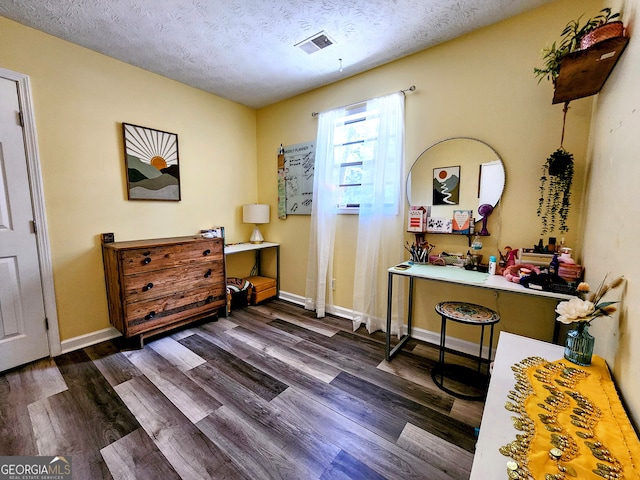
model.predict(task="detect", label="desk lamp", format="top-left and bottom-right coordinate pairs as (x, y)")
top-left (243, 204), bottom-right (270, 244)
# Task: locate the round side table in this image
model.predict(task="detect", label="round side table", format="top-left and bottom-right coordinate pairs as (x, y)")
top-left (432, 301), bottom-right (500, 400)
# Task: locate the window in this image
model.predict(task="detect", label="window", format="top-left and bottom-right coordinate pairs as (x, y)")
top-left (332, 104), bottom-right (399, 213)
top-left (307, 92), bottom-right (404, 325)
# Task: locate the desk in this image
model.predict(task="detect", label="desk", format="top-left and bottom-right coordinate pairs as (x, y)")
top-left (385, 263), bottom-right (575, 361)
top-left (224, 242), bottom-right (280, 295)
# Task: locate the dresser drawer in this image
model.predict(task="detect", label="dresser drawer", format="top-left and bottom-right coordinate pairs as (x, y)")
top-left (120, 240), bottom-right (222, 274)
top-left (124, 284), bottom-right (226, 336)
top-left (122, 260), bottom-right (224, 303)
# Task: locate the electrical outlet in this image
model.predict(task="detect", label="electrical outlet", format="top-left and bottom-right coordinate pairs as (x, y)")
top-left (331, 278), bottom-right (336, 290)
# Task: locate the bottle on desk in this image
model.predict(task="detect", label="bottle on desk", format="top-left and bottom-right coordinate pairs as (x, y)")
top-left (488, 255), bottom-right (497, 275)
top-left (549, 253), bottom-right (560, 277)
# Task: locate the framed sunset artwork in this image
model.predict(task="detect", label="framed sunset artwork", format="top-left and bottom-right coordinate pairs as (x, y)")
top-left (433, 165), bottom-right (460, 205)
top-left (122, 123), bottom-right (181, 201)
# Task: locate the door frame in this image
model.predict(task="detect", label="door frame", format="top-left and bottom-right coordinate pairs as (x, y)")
top-left (1, 67), bottom-right (61, 357)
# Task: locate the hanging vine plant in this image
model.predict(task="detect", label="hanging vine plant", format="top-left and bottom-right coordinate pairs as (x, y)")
top-left (537, 102), bottom-right (574, 234)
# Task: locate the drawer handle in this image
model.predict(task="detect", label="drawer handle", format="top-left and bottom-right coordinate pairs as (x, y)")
top-left (142, 282), bottom-right (154, 292)
top-left (142, 257), bottom-right (152, 265)
top-left (203, 249), bottom-right (211, 256)
top-left (145, 311), bottom-right (156, 320)
top-left (206, 296), bottom-right (214, 304)
top-left (204, 269), bottom-right (212, 278)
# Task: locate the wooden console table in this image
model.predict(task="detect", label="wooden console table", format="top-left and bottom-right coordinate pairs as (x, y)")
top-left (224, 242), bottom-right (280, 296)
top-left (385, 263), bottom-right (575, 361)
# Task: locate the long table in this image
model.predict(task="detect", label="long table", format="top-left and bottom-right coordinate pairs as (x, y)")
top-left (469, 332), bottom-right (564, 478)
top-left (385, 262), bottom-right (575, 361)
top-left (470, 332), bottom-right (640, 479)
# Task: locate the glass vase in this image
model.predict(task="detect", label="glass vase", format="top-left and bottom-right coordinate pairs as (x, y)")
top-left (564, 322), bottom-right (594, 366)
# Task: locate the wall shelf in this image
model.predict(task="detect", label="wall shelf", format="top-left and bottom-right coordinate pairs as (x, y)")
top-left (552, 36), bottom-right (629, 104)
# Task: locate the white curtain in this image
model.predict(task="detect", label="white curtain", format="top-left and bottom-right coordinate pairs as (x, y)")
top-left (352, 92), bottom-right (406, 334)
top-left (305, 107), bottom-right (346, 317)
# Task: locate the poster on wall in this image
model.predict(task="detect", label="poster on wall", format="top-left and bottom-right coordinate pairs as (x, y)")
top-left (284, 141), bottom-right (315, 215)
top-left (122, 123), bottom-right (181, 201)
top-left (433, 165), bottom-right (459, 205)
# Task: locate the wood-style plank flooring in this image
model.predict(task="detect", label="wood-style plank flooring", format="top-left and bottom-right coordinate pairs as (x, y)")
top-left (0, 300), bottom-right (485, 479)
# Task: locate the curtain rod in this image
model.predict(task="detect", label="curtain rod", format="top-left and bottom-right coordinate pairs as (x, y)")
top-left (311, 85), bottom-right (416, 117)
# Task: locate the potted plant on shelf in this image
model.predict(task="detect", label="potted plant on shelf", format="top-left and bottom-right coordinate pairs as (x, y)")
top-left (578, 7), bottom-right (623, 49)
top-left (534, 7), bottom-right (622, 85)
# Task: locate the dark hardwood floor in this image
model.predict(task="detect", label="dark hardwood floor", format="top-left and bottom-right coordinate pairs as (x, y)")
top-left (0, 299), bottom-right (484, 479)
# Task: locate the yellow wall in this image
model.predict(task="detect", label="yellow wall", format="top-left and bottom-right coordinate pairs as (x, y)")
top-left (583, 0), bottom-right (640, 425)
top-left (256, 0), bottom-right (599, 342)
top-left (0, 17), bottom-right (259, 340)
top-left (3, 0), bottom-right (638, 427)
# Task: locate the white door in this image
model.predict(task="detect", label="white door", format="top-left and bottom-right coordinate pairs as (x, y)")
top-left (0, 75), bottom-right (50, 371)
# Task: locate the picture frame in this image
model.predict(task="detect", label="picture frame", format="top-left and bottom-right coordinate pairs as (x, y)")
top-left (452, 209), bottom-right (473, 234)
top-left (433, 165), bottom-right (460, 205)
top-left (426, 216), bottom-right (453, 233)
top-left (122, 123), bottom-right (181, 201)
top-left (407, 205), bottom-right (430, 233)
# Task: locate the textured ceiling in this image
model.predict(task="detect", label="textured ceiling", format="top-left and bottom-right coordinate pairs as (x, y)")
top-left (1, 0), bottom-right (556, 108)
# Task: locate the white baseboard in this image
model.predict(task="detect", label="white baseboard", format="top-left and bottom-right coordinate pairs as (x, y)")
top-left (277, 290), bottom-right (355, 321)
top-left (58, 292), bottom-right (494, 359)
top-left (278, 290), bottom-right (496, 358)
top-left (277, 290), bottom-right (305, 306)
top-left (59, 327), bottom-right (121, 355)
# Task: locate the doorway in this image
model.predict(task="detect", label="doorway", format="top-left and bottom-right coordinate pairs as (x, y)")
top-left (0, 68), bottom-right (60, 371)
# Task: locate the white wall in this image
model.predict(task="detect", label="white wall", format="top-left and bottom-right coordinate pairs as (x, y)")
top-left (582, 0), bottom-right (640, 426)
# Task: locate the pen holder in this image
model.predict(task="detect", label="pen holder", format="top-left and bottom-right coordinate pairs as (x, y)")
top-left (408, 243), bottom-right (435, 264)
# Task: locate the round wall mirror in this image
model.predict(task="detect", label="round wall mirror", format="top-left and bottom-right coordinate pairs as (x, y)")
top-left (406, 137), bottom-right (505, 221)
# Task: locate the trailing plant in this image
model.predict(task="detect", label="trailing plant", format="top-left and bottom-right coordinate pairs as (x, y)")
top-left (537, 147), bottom-right (573, 234)
top-left (534, 7), bottom-right (621, 85)
top-left (537, 100), bottom-right (575, 234)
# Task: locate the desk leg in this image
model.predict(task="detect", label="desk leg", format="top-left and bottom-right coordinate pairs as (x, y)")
top-left (406, 276), bottom-right (414, 338)
top-left (386, 273), bottom-right (413, 361)
top-left (385, 271), bottom-right (393, 361)
top-left (255, 250), bottom-right (262, 276)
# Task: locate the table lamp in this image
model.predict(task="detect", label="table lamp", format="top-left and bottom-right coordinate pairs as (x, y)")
top-left (243, 204), bottom-right (270, 244)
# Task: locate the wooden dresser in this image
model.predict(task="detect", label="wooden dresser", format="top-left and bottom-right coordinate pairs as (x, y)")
top-left (102, 235), bottom-right (226, 345)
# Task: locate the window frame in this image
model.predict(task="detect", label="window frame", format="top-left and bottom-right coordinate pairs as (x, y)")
top-left (333, 105), bottom-right (378, 214)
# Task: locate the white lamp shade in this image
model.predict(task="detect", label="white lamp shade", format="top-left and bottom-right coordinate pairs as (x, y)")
top-left (243, 204), bottom-right (270, 224)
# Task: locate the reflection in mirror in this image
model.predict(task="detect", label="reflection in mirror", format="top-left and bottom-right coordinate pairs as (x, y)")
top-left (478, 160), bottom-right (505, 212)
top-left (406, 137), bottom-right (505, 221)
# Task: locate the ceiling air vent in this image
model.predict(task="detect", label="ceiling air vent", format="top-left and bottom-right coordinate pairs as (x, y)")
top-left (295, 31), bottom-right (335, 54)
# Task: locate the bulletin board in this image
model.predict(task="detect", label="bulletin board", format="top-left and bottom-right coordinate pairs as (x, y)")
top-left (282, 141), bottom-right (315, 215)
